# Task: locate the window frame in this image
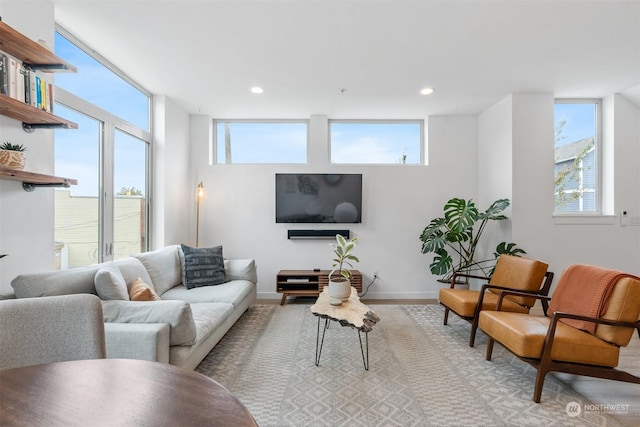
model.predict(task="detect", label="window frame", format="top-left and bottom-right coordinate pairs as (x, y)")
top-left (54, 26), bottom-right (152, 264)
top-left (212, 119), bottom-right (310, 164)
top-left (553, 98), bottom-right (603, 216)
top-left (328, 119), bottom-right (425, 165)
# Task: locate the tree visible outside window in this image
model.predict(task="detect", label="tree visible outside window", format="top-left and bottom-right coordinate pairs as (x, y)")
top-left (554, 100), bottom-right (600, 213)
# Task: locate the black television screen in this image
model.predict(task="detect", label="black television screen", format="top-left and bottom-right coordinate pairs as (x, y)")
top-left (275, 174), bottom-right (362, 223)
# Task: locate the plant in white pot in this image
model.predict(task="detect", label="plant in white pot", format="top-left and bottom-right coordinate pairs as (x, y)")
top-left (328, 234), bottom-right (359, 305)
top-left (0, 142), bottom-right (27, 170)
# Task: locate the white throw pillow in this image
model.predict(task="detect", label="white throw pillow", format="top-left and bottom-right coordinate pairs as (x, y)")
top-left (94, 265), bottom-right (130, 301)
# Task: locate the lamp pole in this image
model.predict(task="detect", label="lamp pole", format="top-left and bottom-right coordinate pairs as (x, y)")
top-left (196, 182), bottom-right (204, 247)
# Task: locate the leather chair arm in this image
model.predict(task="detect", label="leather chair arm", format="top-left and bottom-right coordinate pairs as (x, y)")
top-left (495, 289), bottom-right (551, 310)
top-left (449, 272), bottom-right (490, 288)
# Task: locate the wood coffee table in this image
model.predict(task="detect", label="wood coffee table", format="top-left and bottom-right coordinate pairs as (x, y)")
top-left (310, 286), bottom-right (380, 370)
top-left (0, 358), bottom-right (257, 426)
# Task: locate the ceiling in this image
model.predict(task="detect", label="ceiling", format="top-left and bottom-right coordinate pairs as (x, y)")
top-left (50, 0), bottom-right (640, 119)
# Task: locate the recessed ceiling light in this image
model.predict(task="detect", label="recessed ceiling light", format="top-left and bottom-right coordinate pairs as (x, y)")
top-left (251, 86), bottom-right (264, 94)
top-left (420, 87), bottom-right (435, 95)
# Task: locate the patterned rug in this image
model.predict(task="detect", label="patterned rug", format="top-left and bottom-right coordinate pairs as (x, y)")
top-left (196, 304), bottom-right (626, 427)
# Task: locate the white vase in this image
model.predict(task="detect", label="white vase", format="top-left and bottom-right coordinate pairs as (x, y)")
top-left (328, 278), bottom-right (351, 305)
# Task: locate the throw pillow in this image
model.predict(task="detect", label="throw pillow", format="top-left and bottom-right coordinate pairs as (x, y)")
top-left (129, 278), bottom-right (161, 301)
top-left (180, 244), bottom-right (226, 289)
top-left (94, 265), bottom-right (130, 301)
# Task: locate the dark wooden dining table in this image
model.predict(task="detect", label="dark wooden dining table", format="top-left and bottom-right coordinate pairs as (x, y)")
top-left (0, 358), bottom-right (257, 426)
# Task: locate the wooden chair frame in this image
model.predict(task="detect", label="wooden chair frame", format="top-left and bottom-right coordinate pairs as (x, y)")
top-left (442, 271), bottom-right (554, 347)
top-left (485, 289), bottom-right (640, 403)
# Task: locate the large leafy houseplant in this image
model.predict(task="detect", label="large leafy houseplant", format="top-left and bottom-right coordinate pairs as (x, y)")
top-left (419, 198), bottom-right (525, 282)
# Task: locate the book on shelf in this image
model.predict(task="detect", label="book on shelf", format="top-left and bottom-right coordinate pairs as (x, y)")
top-left (0, 49), bottom-right (53, 112)
top-left (286, 278), bottom-right (310, 283)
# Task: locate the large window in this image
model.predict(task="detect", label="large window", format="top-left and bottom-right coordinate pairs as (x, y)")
top-left (329, 120), bottom-right (424, 164)
top-left (554, 100), bottom-right (601, 214)
top-left (214, 120), bottom-right (308, 164)
top-left (54, 27), bottom-right (151, 268)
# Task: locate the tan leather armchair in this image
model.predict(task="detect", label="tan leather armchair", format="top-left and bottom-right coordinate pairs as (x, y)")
top-left (478, 265), bottom-right (640, 403)
top-left (439, 254), bottom-right (553, 346)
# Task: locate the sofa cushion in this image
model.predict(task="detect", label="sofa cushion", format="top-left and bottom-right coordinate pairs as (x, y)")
top-left (132, 246), bottom-right (182, 295)
top-left (95, 264), bottom-right (129, 301)
top-left (111, 258), bottom-right (154, 291)
top-left (161, 280), bottom-right (255, 306)
top-left (180, 244), bottom-right (226, 289)
top-left (129, 278), bottom-right (161, 301)
top-left (101, 299), bottom-right (196, 346)
top-left (169, 303), bottom-right (234, 366)
top-left (11, 265), bottom-right (100, 298)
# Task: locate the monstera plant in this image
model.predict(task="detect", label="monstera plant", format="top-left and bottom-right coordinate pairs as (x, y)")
top-left (419, 198), bottom-right (525, 282)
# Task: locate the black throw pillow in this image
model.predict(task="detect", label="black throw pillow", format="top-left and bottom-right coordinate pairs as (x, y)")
top-left (180, 244), bottom-right (226, 289)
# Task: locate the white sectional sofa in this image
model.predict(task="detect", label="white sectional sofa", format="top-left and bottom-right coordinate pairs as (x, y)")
top-left (10, 245), bottom-right (257, 370)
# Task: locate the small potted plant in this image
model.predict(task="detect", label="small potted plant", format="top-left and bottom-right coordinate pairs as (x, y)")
top-left (0, 142), bottom-right (27, 170)
top-left (328, 234), bottom-right (359, 305)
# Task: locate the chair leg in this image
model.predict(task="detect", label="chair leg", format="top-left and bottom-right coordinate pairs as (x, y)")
top-left (469, 317), bottom-right (479, 347)
top-left (533, 365), bottom-right (549, 403)
top-left (443, 307), bottom-right (450, 325)
top-left (485, 338), bottom-right (494, 361)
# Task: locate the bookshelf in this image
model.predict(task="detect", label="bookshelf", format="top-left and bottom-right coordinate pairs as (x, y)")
top-left (0, 166), bottom-right (77, 192)
top-left (0, 18), bottom-right (78, 190)
top-left (0, 18), bottom-right (78, 132)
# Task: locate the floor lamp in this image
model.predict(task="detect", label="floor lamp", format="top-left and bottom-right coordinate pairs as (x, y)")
top-left (196, 182), bottom-right (205, 247)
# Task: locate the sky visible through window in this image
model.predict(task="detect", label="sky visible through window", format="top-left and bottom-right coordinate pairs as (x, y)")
top-left (54, 32), bottom-right (149, 196)
top-left (554, 103), bottom-right (596, 146)
top-left (330, 122), bottom-right (422, 164)
top-left (215, 122), bottom-right (308, 163)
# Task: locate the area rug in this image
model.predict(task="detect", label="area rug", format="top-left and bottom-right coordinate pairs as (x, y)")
top-left (196, 304), bottom-right (625, 427)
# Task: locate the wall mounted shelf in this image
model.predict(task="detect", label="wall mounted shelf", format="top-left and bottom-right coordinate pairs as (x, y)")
top-left (0, 166), bottom-right (77, 191)
top-left (0, 18), bottom-right (78, 132)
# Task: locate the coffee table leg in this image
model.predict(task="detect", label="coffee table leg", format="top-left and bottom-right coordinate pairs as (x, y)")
top-left (315, 317), bottom-right (330, 366)
top-left (358, 331), bottom-right (369, 371)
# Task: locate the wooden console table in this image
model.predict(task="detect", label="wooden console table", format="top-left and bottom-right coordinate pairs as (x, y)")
top-left (276, 269), bottom-right (362, 305)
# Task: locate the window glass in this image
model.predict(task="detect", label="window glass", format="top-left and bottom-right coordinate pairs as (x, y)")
top-left (114, 130), bottom-right (148, 258)
top-left (554, 101), bottom-right (600, 213)
top-left (215, 121), bottom-right (308, 164)
top-left (54, 28), bottom-right (150, 267)
top-left (330, 121), bottom-right (423, 164)
top-left (54, 32), bottom-right (149, 131)
top-left (54, 105), bottom-right (100, 268)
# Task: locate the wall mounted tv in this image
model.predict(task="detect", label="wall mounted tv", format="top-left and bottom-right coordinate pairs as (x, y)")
top-left (275, 173), bottom-right (362, 223)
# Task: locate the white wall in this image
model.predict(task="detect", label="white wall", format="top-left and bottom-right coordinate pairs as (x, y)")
top-left (478, 92), bottom-right (640, 292)
top-left (191, 114), bottom-right (478, 300)
top-left (0, 2), bottom-right (57, 295)
top-left (151, 96), bottom-right (192, 249)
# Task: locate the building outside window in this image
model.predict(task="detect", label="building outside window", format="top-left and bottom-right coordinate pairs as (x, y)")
top-left (554, 100), bottom-right (601, 214)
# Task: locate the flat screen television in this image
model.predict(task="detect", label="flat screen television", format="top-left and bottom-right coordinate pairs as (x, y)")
top-left (275, 173), bottom-right (362, 223)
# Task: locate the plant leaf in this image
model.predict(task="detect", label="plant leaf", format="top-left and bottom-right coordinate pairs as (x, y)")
top-left (478, 198), bottom-right (510, 220)
top-left (444, 198), bottom-right (478, 233)
top-left (429, 248), bottom-right (452, 276)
